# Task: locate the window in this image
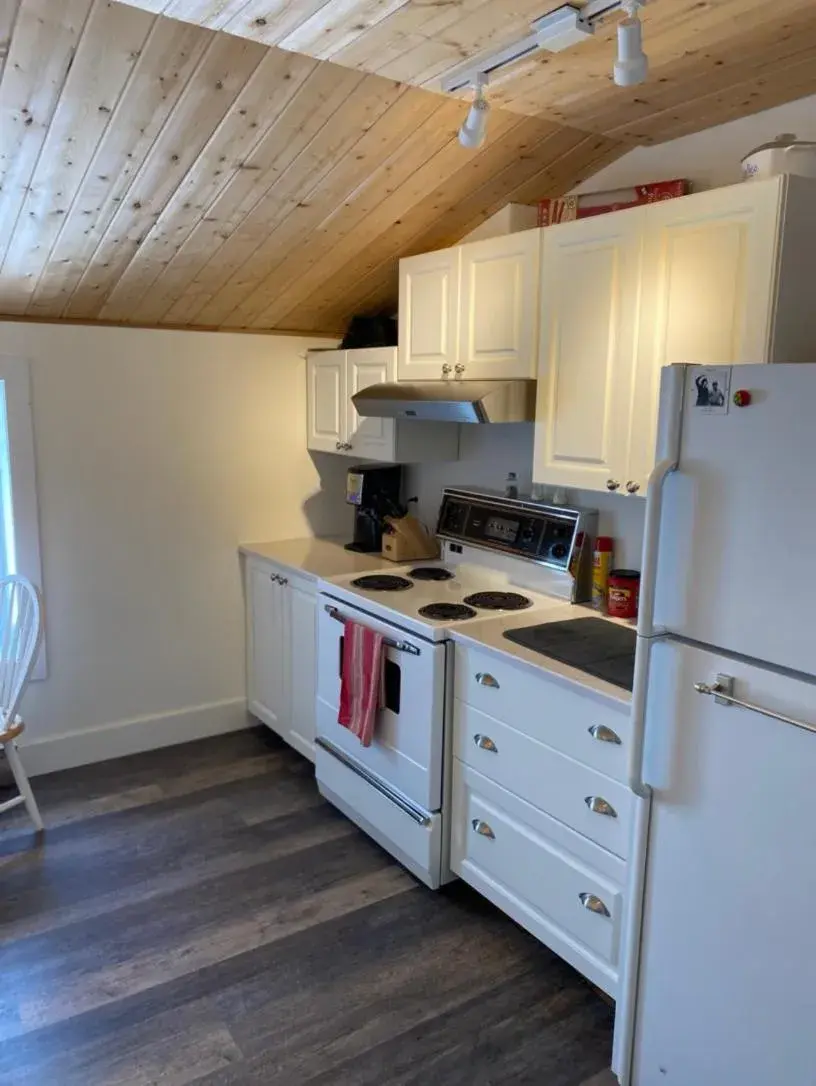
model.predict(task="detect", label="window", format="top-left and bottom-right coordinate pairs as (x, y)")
top-left (0, 357), bottom-right (45, 677)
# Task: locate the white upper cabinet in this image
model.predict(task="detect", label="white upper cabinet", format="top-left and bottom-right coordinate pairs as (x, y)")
top-left (347, 347), bottom-right (396, 461)
top-left (535, 176), bottom-right (816, 497)
top-left (398, 230), bottom-right (540, 381)
top-left (398, 247), bottom-right (460, 380)
top-left (534, 208), bottom-right (644, 494)
top-left (307, 350), bottom-right (345, 453)
top-left (459, 230), bottom-right (540, 379)
top-left (307, 347), bottom-right (459, 464)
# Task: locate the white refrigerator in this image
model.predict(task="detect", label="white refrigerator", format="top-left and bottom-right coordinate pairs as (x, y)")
top-left (615, 363), bottom-right (816, 1086)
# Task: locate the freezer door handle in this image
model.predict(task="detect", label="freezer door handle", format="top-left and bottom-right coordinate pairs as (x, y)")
top-left (695, 674), bottom-right (816, 736)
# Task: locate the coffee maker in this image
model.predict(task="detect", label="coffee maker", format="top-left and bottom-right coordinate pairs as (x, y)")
top-left (345, 464), bottom-right (402, 553)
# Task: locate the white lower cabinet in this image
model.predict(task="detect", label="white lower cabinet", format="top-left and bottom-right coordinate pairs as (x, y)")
top-left (452, 761), bottom-right (624, 997)
top-left (245, 556), bottom-right (316, 761)
top-left (451, 642), bottom-right (635, 996)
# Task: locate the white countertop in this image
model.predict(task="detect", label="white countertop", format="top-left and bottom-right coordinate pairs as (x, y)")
top-left (451, 602), bottom-right (635, 709)
top-left (239, 537), bottom-right (395, 581)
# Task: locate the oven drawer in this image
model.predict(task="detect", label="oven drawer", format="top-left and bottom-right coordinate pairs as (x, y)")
top-left (316, 740), bottom-right (444, 889)
top-left (451, 760), bottom-right (623, 996)
top-left (454, 701), bottom-right (634, 859)
top-left (454, 643), bottom-right (630, 778)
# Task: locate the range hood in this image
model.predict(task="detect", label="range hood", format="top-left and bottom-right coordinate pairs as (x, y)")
top-left (352, 379), bottom-right (536, 424)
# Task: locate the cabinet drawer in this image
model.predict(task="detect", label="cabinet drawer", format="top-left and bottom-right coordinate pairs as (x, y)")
top-left (454, 701), bottom-right (633, 859)
top-left (451, 761), bottom-right (623, 993)
top-left (454, 644), bottom-right (630, 774)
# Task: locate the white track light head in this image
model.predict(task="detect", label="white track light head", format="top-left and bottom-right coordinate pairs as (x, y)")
top-left (458, 80), bottom-right (490, 149)
top-left (614, 2), bottom-right (648, 86)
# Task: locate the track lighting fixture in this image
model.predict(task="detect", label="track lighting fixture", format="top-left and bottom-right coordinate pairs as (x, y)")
top-left (458, 77), bottom-right (490, 149)
top-left (614, 0), bottom-right (648, 87)
top-left (443, 1), bottom-right (651, 144)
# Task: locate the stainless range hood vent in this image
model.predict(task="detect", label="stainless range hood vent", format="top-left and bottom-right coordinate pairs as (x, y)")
top-left (351, 379), bottom-right (536, 424)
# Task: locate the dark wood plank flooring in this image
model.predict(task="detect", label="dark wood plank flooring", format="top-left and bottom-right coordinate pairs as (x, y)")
top-left (1, 728), bottom-right (616, 1085)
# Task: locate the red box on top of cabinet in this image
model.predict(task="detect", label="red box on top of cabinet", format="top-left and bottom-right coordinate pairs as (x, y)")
top-left (538, 179), bottom-right (691, 228)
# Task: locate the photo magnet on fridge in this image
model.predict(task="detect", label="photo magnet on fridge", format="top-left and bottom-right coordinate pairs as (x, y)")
top-left (691, 366), bottom-right (731, 414)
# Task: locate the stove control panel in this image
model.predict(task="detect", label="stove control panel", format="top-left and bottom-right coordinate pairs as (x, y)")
top-left (437, 489), bottom-right (595, 571)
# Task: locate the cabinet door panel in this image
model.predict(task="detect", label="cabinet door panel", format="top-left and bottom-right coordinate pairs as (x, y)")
top-left (630, 180), bottom-right (782, 489)
top-left (398, 249), bottom-right (460, 380)
top-left (347, 347), bottom-right (396, 461)
top-left (288, 582), bottom-right (316, 762)
top-left (459, 230), bottom-right (539, 379)
top-left (307, 350), bottom-right (345, 452)
top-left (247, 562), bottom-right (288, 737)
top-left (534, 210), bottom-right (643, 493)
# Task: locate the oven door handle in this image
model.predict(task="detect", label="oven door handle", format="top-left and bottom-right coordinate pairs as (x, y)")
top-left (315, 738), bottom-right (432, 826)
top-left (324, 604), bottom-right (421, 656)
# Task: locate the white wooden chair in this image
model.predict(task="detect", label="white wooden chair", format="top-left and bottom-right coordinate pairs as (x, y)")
top-left (0, 575), bottom-right (43, 830)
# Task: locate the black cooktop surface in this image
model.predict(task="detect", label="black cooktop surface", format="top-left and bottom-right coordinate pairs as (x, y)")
top-left (503, 617), bottom-right (637, 692)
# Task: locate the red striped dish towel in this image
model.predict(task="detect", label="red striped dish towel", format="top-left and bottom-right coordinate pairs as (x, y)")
top-left (338, 619), bottom-right (384, 747)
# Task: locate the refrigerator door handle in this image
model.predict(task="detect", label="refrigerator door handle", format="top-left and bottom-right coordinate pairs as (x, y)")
top-left (695, 674), bottom-right (816, 735)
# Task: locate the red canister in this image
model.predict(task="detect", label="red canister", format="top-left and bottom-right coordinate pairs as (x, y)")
top-left (607, 569), bottom-right (640, 619)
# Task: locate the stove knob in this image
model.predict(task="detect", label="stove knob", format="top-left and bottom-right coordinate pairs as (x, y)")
top-left (550, 542), bottom-right (569, 560)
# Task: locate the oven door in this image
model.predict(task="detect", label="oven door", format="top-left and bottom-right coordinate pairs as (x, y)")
top-left (316, 594), bottom-right (447, 813)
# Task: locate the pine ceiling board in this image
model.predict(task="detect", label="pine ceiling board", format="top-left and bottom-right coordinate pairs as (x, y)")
top-left (27, 19), bottom-right (238, 317)
top-left (0, 2), bottom-right (23, 86)
top-left (556, 7), bottom-right (816, 142)
top-left (63, 29), bottom-right (269, 319)
top-left (146, 62), bottom-right (370, 327)
top-left (172, 72), bottom-right (414, 327)
top-left (127, 80), bottom-right (437, 324)
top-left (112, 0), bottom-right (816, 148)
top-left (219, 97), bottom-right (464, 328)
top-left (0, 0), bottom-right (157, 316)
top-left (93, 47), bottom-right (319, 322)
top-left (269, 119), bottom-right (606, 331)
top-left (202, 89), bottom-right (455, 329)
top-left (227, 107), bottom-right (535, 328)
top-left (0, 0), bottom-right (96, 270)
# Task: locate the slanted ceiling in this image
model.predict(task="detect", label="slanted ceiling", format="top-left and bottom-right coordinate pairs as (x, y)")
top-left (0, 1), bottom-right (623, 334)
top-left (2, 2), bottom-right (816, 335)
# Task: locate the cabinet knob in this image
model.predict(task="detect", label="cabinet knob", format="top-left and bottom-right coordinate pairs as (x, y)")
top-left (606, 479), bottom-right (620, 492)
top-left (585, 795), bottom-right (618, 818)
top-left (471, 818), bottom-right (495, 840)
top-left (588, 723), bottom-right (622, 745)
top-left (335, 441), bottom-right (342, 450)
top-left (475, 672), bottom-right (500, 689)
top-left (625, 480), bottom-right (641, 494)
top-left (270, 573), bottom-right (278, 583)
top-left (344, 442), bottom-right (353, 451)
top-left (473, 733), bottom-right (498, 753)
top-left (579, 892), bottom-right (611, 917)
top-left (454, 363), bottom-right (466, 376)
top-left (441, 364), bottom-right (452, 377)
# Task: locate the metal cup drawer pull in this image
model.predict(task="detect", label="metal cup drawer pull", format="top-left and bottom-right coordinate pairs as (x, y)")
top-left (473, 733), bottom-right (498, 753)
top-left (471, 818), bottom-right (496, 840)
top-left (588, 723), bottom-right (622, 745)
top-left (475, 672), bottom-right (500, 689)
top-left (579, 892), bottom-right (611, 917)
top-left (584, 795), bottom-right (618, 818)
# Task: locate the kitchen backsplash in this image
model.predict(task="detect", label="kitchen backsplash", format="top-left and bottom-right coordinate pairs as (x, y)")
top-left (403, 424), bottom-right (646, 570)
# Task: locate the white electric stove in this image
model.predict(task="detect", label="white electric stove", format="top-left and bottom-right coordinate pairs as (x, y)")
top-left (314, 488), bottom-right (598, 888)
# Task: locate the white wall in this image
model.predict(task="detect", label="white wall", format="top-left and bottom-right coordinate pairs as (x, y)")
top-left (0, 321), bottom-right (347, 774)
top-left (404, 424), bottom-right (645, 569)
top-left (573, 93), bottom-right (816, 194)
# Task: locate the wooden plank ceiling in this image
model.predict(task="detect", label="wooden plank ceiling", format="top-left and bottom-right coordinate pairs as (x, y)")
top-left (113, 0), bottom-right (816, 144)
top-left (0, 0), bottom-right (623, 335)
top-left (2, 1), bottom-right (816, 336)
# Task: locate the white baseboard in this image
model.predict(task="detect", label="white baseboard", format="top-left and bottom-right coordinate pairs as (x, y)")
top-left (17, 698), bottom-right (251, 777)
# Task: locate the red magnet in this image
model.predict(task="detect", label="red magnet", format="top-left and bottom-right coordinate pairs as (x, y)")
top-left (733, 389), bottom-right (752, 407)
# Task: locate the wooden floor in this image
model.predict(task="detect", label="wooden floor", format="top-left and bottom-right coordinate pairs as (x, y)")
top-left (0, 728), bottom-right (616, 1086)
